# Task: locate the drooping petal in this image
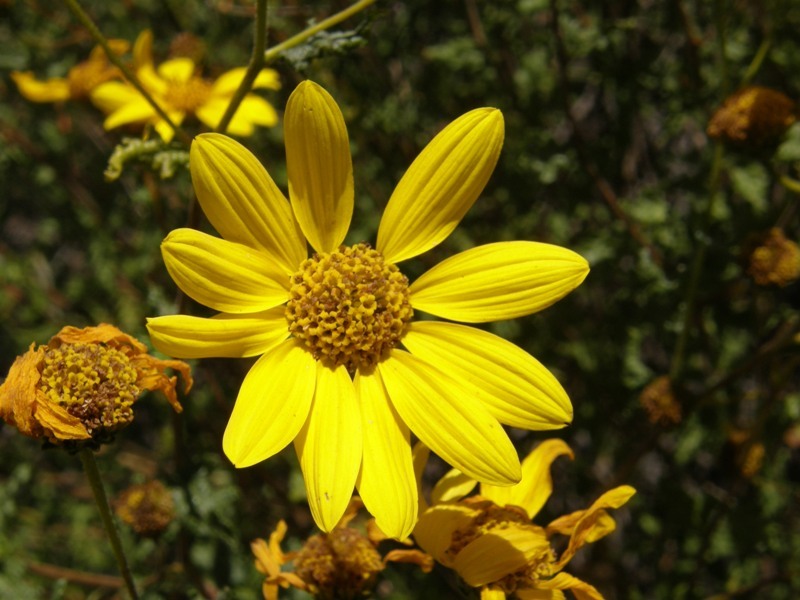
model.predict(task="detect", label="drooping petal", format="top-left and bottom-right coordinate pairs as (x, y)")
top-left (210, 67), bottom-right (281, 95)
top-left (190, 134), bottom-right (306, 274)
top-left (481, 439), bottom-right (574, 519)
top-left (223, 339), bottom-right (316, 467)
top-left (452, 524), bottom-right (552, 587)
top-left (409, 241), bottom-right (590, 323)
top-left (377, 108), bottom-right (504, 264)
top-left (413, 503), bottom-right (478, 565)
top-left (161, 228), bottom-right (289, 313)
top-left (355, 368), bottom-right (417, 539)
top-left (379, 350), bottom-right (520, 486)
top-left (430, 468), bottom-right (478, 505)
top-left (146, 307), bottom-right (289, 358)
top-left (535, 572), bottom-right (604, 600)
top-left (284, 80), bottom-right (353, 253)
top-left (402, 322), bottom-right (572, 429)
top-left (11, 72), bottom-right (71, 103)
top-left (295, 363), bottom-right (362, 532)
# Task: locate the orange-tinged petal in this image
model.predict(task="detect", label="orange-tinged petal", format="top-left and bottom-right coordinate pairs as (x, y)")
top-left (285, 80), bottom-right (353, 253)
top-left (516, 590), bottom-right (565, 600)
top-left (161, 228), bottom-right (289, 314)
top-left (379, 350), bottom-right (520, 486)
top-left (377, 108), bottom-right (504, 264)
top-left (223, 340), bottom-right (316, 467)
top-left (409, 241), bottom-right (589, 323)
top-left (295, 363), bottom-right (362, 532)
top-left (536, 572), bottom-right (604, 600)
top-left (402, 322), bottom-right (572, 429)
top-left (34, 399), bottom-right (92, 440)
top-left (481, 439), bottom-right (574, 519)
top-left (355, 368), bottom-right (417, 539)
top-left (452, 524), bottom-right (551, 586)
top-left (413, 503), bottom-right (478, 564)
top-left (190, 134), bottom-right (306, 274)
top-left (431, 468), bottom-right (478, 505)
top-left (11, 72), bottom-right (71, 103)
top-left (147, 308), bottom-right (289, 359)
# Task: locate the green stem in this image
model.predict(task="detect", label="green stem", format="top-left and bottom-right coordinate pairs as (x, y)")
top-left (61, 0), bottom-right (192, 146)
top-left (741, 38), bottom-right (772, 87)
top-left (778, 174), bottom-right (800, 195)
top-left (216, 0), bottom-right (269, 134)
top-left (713, 0), bottom-right (730, 93)
top-left (79, 449), bottom-right (139, 600)
top-left (263, 0), bottom-right (376, 63)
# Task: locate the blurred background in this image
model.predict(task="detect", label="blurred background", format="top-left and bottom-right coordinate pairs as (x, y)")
top-left (1, 0), bottom-right (799, 598)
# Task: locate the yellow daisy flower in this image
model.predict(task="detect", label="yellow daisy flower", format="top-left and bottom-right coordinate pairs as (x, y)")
top-left (11, 40), bottom-right (129, 103)
top-left (147, 80), bottom-right (589, 538)
top-left (413, 441), bottom-right (636, 599)
top-left (91, 30), bottom-right (280, 142)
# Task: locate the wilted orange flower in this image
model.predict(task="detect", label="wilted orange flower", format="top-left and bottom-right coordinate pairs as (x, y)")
top-left (114, 480), bottom-right (176, 537)
top-left (747, 228), bottom-right (800, 287)
top-left (0, 324), bottom-right (191, 444)
top-left (707, 86), bottom-right (796, 148)
top-left (639, 375), bottom-right (682, 425)
top-left (11, 40), bottom-right (129, 103)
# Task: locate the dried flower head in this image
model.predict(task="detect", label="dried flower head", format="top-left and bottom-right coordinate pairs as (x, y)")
top-left (707, 86), bottom-right (796, 148)
top-left (0, 324), bottom-right (191, 446)
top-left (639, 376), bottom-right (682, 425)
top-left (114, 480), bottom-right (175, 537)
top-left (747, 228), bottom-right (800, 287)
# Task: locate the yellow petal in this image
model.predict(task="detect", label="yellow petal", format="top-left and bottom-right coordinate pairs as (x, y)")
top-left (137, 62), bottom-right (168, 96)
top-left (11, 72), bottom-right (70, 103)
top-left (211, 67), bottom-right (281, 95)
top-left (410, 241), bottom-right (589, 323)
top-left (161, 228), bottom-right (289, 313)
top-left (402, 322), bottom-right (572, 429)
top-left (516, 590), bottom-right (565, 600)
top-left (295, 363), bottom-right (362, 532)
top-left (101, 97), bottom-right (158, 130)
top-left (158, 57), bottom-right (196, 83)
top-left (355, 368), bottom-right (417, 539)
top-left (90, 81), bottom-right (145, 113)
top-left (197, 96), bottom-right (279, 135)
top-left (481, 439), bottom-right (574, 519)
top-left (284, 80), bottom-right (353, 253)
top-left (154, 113), bottom-right (183, 142)
top-left (133, 29), bottom-right (154, 70)
top-left (190, 134), bottom-right (306, 275)
top-left (377, 108), bottom-right (504, 264)
top-left (453, 524), bottom-right (551, 586)
top-left (146, 307), bottom-right (288, 358)
top-left (413, 503), bottom-right (477, 564)
top-left (536, 572), bottom-right (604, 600)
top-left (379, 350), bottom-right (520, 486)
top-left (223, 339), bottom-right (316, 467)
top-left (430, 468), bottom-right (477, 505)
top-left (412, 441), bottom-right (431, 513)
top-left (482, 590), bottom-right (508, 600)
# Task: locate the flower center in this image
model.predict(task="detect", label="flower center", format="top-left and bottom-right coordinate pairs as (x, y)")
top-left (38, 342), bottom-right (139, 436)
top-left (286, 243), bottom-right (413, 372)
top-left (164, 76), bottom-right (212, 113)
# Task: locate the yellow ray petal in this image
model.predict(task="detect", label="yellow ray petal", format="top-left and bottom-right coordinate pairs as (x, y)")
top-left (377, 108), bottom-right (504, 264)
top-left (190, 134), bottom-right (306, 274)
top-left (91, 81), bottom-right (146, 113)
top-left (146, 307), bottom-right (288, 358)
top-left (211, 67), bottom-right (281, 95)
top-left (409, 241), bottom-right (590, 323)
top-left (158, 57), bottom-right (196, 83)
top-left (516, 588), bottom-right (566, 599)
top-left (197, 96), bottom-right (278, 135)
top-left (284, 80), bottom-right (353, 253)
top-left (481, 439), bottom-right (574, 519)
top-left (11, 72), bottom-right (71, 103)
top-left (430, 468), bottom-right (478, 504)
top-left (536, 572), bottom-right (604, 600)
top-left (161, 228), bottom-right (289, 314)
top-left (133, 29), bottom-right (154, 70)
top-left (453, 524), bottom-right (551, 586)
top-left (223, 339), bottom-right (316, 467)
top-left (379, 350), bottom-right (520, 486)
top-left (413, 503), bottom-right (477, 565)
top-left (481, 590), bottom-right (508, 600)
top-left (402, 322), bottom-right (572, 429)
top-left (355, 368), bottom-right (417, 539)
top-left (295, 363), bottom-right (362, 532)
top-left (102, 97), bottom-right (158, 130)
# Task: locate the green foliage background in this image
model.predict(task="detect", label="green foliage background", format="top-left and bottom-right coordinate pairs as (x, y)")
top-left (1, 0), bottom-right (800, 598)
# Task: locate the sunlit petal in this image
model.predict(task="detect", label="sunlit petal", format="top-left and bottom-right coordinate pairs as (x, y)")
top-left (481, 439), bottom-right (574, 519)
top-left (190, 134), bottom-right (306, 274)
top-left (285, 80), bottom-right (353, 253)
top-left (430, 468), bottom-right (478, 505)
top-left (377, 108), bottom-right (504, 264)
top-left (211, 67), bottom-right (281, 95)
top-left (413, 503), bottom-right (477, 564)
top-left (101, 97), bottom-right (158, 130)
top-left (402, 322), bottom-right (572, 429)
top-left (223, 339), bottom-right (316, 467)
top-left (162, 228), bottom-right (289, 313)
top-left (146, 307), bottom-right (288, 358)
top-left (536, 572), bottom-right (604, 600)
top-left (379, 350), bottom-right (520, 486)
top-left (409, 241), bottom-right (589, 323)
top-left (11, 72), bottom-right (70, 103)
top-left (158, 57), bottom-right (196, 83)
top-left (295, 363), bottom-right (362, 532)
top-left (355, 368), bottom-right (417, 539)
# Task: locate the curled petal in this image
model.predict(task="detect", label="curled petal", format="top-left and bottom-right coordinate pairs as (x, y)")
top-left (409, 241), bottom-right (589, 323)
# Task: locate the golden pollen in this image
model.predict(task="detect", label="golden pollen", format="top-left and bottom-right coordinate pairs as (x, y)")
top-left (38, 342), bottom-right (139, 436)
top-left (286, 243), bottom-right (413, 371)
top-left (164, 76), bottom-right (212, 113)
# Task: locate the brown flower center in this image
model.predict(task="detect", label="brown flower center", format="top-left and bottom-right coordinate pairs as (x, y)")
top-left (164, 76), bottom-right (212, 113)
top-left (286, 243), bottom-right (413, 372)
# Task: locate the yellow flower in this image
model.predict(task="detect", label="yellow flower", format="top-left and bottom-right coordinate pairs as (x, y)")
top-left (413, 440), bottom-right (636, 599)
top-left (0, 324), bottom-right (191, 445)
top-left (11, 40), bottom-right (129, 103)
top-left (91, 30), bottom-right (280, 142)
top-left (147, 80), bottom-right (589, 538)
